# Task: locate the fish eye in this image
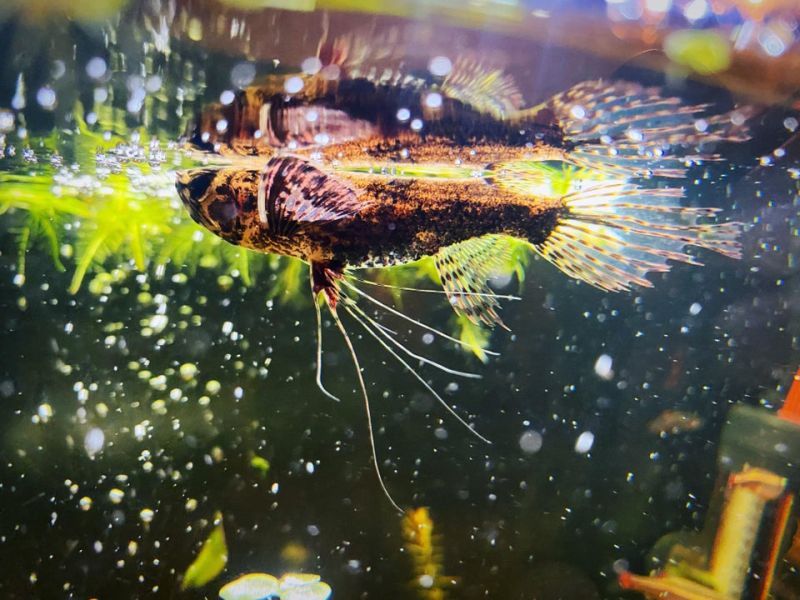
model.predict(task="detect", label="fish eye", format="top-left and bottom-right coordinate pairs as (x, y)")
top-left (185, 170), bottom-right (215, 201)
top-left (206, 197), bottom-right (239, 233)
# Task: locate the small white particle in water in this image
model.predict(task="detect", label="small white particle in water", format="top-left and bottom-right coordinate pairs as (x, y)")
top-left (230, 62), bottom-right (256, 88)
top-left (434, 427), bottom-right (448, 440)
top-left (222, 321), bottom-right (233, 335)
top-left (133, 421), bottom-right (147, 441)
top-left (305, 461), bottom-right (315, 474)
top-left (570, 105), bottom-right (586, 119)
top-left (36, 87), bottom-right (57, 110)
top-left (419, 574), bottom-right (435, 589)
top-left (109, 488), bottom-right (125, 504)
top-left (689, 302), bottom-right (702, 315)
top-left (594, 354), bottom-right (614, 380)
top-left (575, 431), bottom-right (595, 454)
top-left (145, 75), bottom-right (162, 93)
top-left (425, 92), bottom-right (443, 109)
top-left (694, 119), bottom-right (708, 133)
top-left (305, 109), bottom-right (319, 123)
top-left (410, 118), bottom-right (423, 131)
top-left (139, 508), bottom-right (154, 523)
top-left (784, 117), bottom-right (799, 133)
top-left (0, 110), bottom-right (14, 132)
top-left (86, 57), bottom-right (107, 79)
top-left (428, 56), bottom-right (452, 77)
top-left (84, 428), bottom-right (105, 457)
top-left (613, 558), bottom-right (629, 574)
top-left (625, 128), bottom-right (643, 142)
top-left (79, 496), bottom-right (93, 511)
top-left (683, 0), bottom-right (708, 21)
top-left (215, 119), bottom-right (228, 133)
top-left (94, 541), bottom-right (103, 553)
top-left (313, 132), bottom-right (330, 145)
top-left (307, 524), bottom-right (320, 536)
top-left (519, 430), bottom-right (543, 454)
top-left (179, 363), bottom-right (197, 381)
top-left (284, 76), bottom-right (304, 94)
top-left (301, 56), bottom-right (322, 75)
top-left (219, 90), bottom-right (235, 105)
top-left (37, 403), bottom-right (54, 423)
top-left (422, 333), bottom-right (434, 345)
top-left (396, 108), bottom-right (410, 122)
top-left (234, 386), bottom-right (244, 399)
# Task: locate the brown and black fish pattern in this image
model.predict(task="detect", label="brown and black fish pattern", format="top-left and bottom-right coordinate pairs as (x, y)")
top-left (176, 40), bottom-right (750, 511)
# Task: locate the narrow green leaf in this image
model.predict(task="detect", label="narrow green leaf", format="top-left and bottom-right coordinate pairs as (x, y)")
top-left (181, 511), bottom-right (228, 590)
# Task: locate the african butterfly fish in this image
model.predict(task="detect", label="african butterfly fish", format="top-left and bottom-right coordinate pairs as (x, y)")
top-left (176, 44), bottom-right (748, 512)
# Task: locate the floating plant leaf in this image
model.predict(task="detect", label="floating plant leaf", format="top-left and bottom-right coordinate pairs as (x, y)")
top-left (182, 511), bottom-right (228, 590)
top-left (279, 573), bottom-right (332, 600)
top-left (218, 572), bottom-right (331, 600)
top-left (664, 30), bottom-right (732, 75)
top-left (219, 573), bottom-right (280, 600)
top-left (250, 455), bottom-right (270, 476)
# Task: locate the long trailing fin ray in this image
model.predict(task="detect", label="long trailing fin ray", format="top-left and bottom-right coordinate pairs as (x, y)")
top-left (309, 267), bottom-right (342, 403)
top-left (344, 301), bottom-right (492, 445)
top-left (351, 277), bottom-right (521, 301)
top-left (340, 278), bottom-right (500, 356)
top-left (345, 298), bottom-right (481, 379)
top-left (533, 183), bottom-right (743, 291)
top-left (327, 299), bottom-right (404, 514)
top-left (433, 234), bottom-right (515, 329)
top-left (526, 79), bottom-right (753, 179)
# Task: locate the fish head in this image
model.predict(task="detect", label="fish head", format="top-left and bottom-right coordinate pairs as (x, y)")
top-left (176, 168), bottom-right (243, 244)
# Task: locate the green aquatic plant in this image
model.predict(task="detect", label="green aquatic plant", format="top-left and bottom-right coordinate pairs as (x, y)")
top-left (182, 511), bottom-right (229, 590)
top-left (0, 112), bottom-right (576, 360)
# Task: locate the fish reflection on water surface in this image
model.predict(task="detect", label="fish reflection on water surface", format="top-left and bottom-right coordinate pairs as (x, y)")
top-left (176, 41), bottom-right (750, 511)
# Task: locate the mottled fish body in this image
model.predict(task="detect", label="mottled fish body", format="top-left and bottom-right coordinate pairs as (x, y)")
top-left (176, 45), bottom-right (750, 511)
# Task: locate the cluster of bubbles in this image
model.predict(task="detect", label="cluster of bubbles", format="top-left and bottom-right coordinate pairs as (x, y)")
top-left (606, 0), bottom-right (799, 59)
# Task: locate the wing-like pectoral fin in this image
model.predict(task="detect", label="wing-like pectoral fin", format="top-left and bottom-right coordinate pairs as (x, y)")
top-left (433, 234), bottom-right (516, 329)
top-left (257, 156), bottom-right (367, 236)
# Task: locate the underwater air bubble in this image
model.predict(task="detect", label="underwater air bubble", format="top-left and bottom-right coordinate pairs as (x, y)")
top-left (519, 430), bottom-right (543, 454)
top-left (428, 56), bottom-right (452, 77)
top-left (575, 431), bottom-right (595, 454)
top-left (301, 57), bottom-right (323, 75)
top-left (83, 427), bottom-right (105, 457)
top-left (284, 76), bottom-right (304, 94)
top-left (36, 87), bottom-right (57, 110)
top-left (425, 92), bottom-right (443, 109)
top-left (594, 354), bottom-right (614, 380)
top-left (85, 57), bottom-right (107, 79)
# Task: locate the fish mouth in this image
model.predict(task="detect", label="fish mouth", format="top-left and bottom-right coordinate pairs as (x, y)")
top-left (176, 168), bottom-right (217, 226)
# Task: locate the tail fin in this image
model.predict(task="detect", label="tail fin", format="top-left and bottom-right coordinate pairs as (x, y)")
top-left (534, 183), bottom-right (742, 291)
top-left (528, 80), bottom-right (753, 178)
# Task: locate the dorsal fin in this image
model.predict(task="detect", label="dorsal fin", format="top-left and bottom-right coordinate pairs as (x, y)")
top-left (433, 234), bottom-right (515, 328)
top-left (441, 56), bottom-right (524, 119)
top-left (257, 156), bottom-right (365, 236)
